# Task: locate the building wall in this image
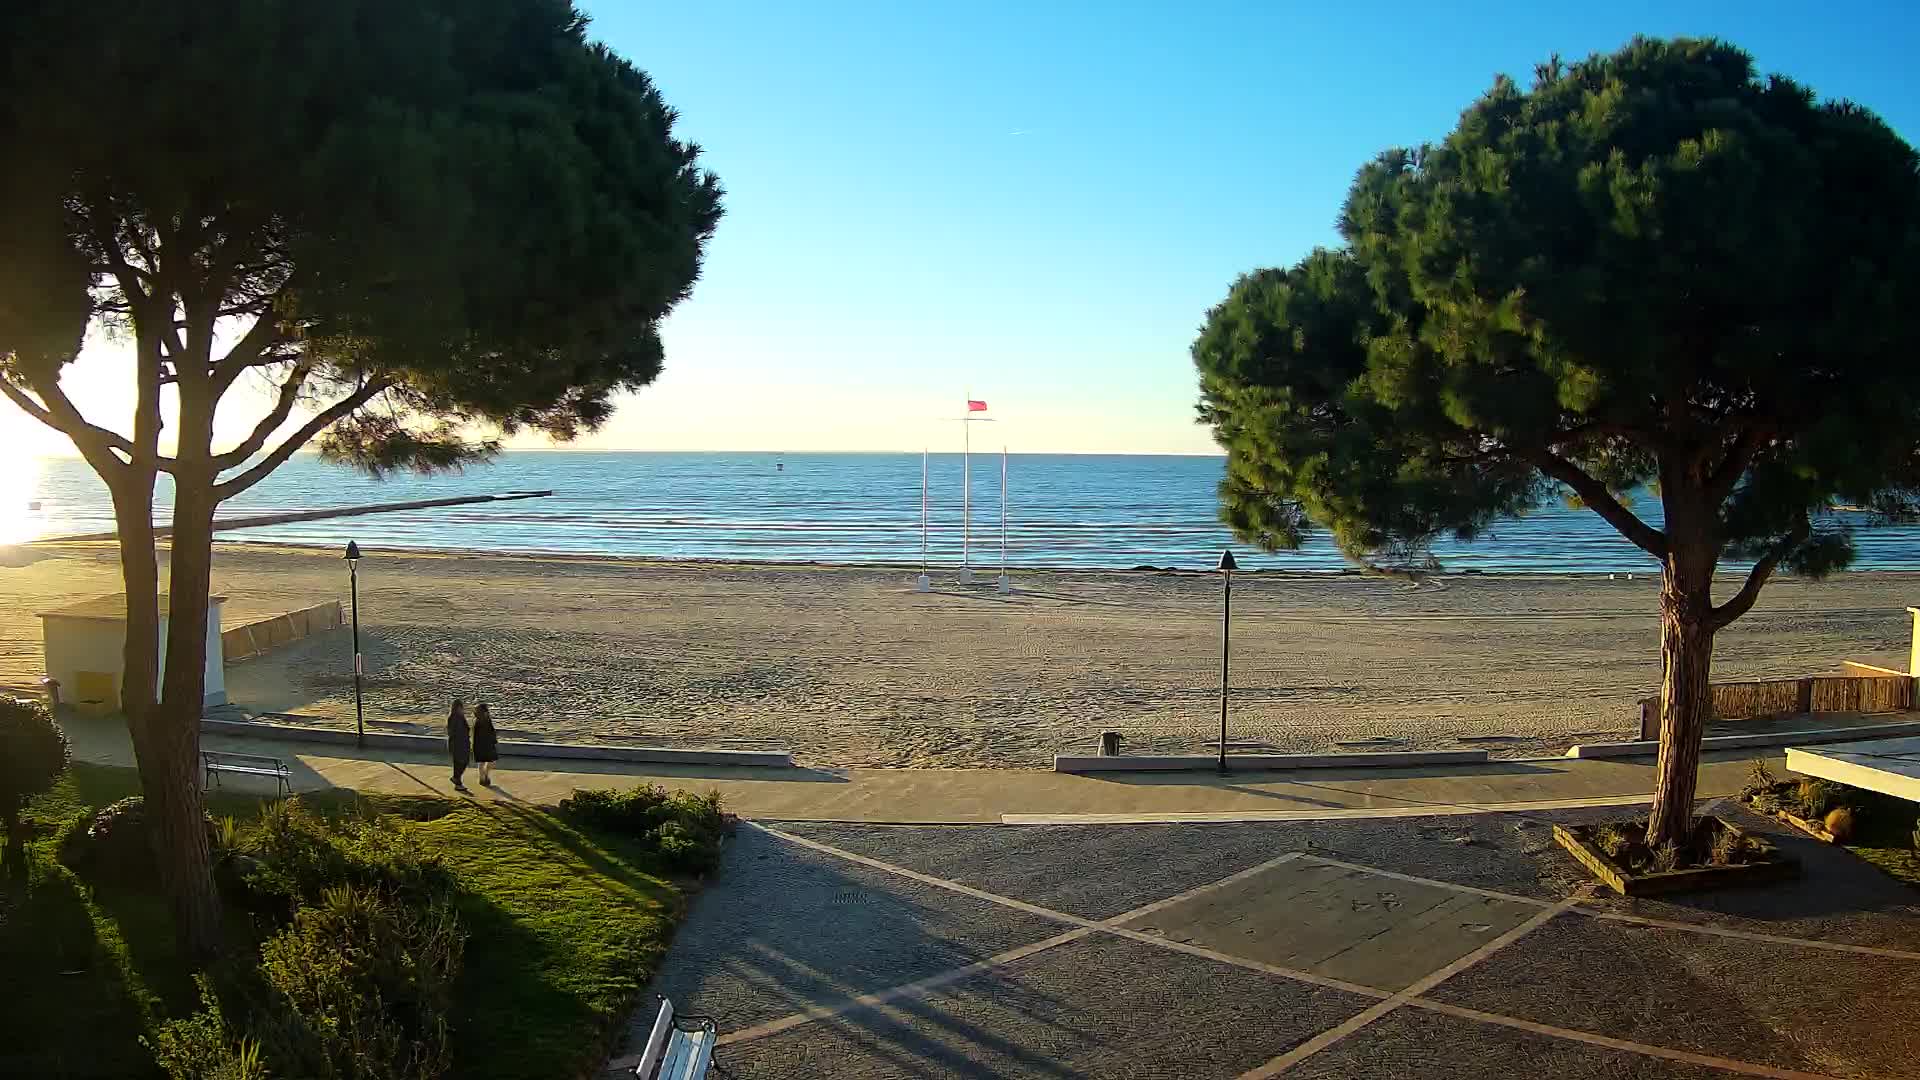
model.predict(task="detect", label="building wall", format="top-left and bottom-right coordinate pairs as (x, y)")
top-left (41, 598), bottom-right (227, 709)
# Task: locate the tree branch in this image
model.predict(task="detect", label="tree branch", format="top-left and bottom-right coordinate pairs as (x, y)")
top-left (0, 377), bottom-right (139, 460)
top-left (211, 360), bottom-right (314, 470)
top-left (211, 308), bottom-right (288, 395)
top-left (214, 378), bottom-right (392, 501)
top-left (1525, 449), bottom-right (1669, 559)
top-left (1709, 512), bottom-right (1810, 631)
top-left (1705, 427), bottom-right (1768, 502)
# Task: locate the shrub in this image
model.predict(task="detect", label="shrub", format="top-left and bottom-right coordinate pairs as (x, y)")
top-left (1742, 758), bottom-right (1777, 797)
top-left (557, 786), bottom-right (732, 873)
top-left (1591, 822), bottom-right (1631, 859)
top-left (0, 696), bottom-right (69, 843)
top-left (154, 885), bottom-right (463, 1080)
top-left (1796, 779), bottom-right (1840, 820)
top-left (62, 796), bottom-right (215, 885)
top-left (1648, 842), bottom-right (1682, 874)
top-left (237, 802), bottom-right (452, 917)
top-left (147, 979), bottom-right (270, 1080)
top-left (1824, 806), bottom-right (1858, 842)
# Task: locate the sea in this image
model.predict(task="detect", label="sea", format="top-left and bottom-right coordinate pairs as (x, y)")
top-left (12, 450), bottom-right (1920, 573)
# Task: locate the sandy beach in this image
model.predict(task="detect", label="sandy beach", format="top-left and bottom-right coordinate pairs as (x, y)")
top-left (2, 541), bottom-right (1914, 767)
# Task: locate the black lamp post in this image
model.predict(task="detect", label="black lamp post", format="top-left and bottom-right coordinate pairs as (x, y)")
top-left (1216, 548), bottom-right (1237, 775)
top-left (345, 541), bottom-right (364, 749)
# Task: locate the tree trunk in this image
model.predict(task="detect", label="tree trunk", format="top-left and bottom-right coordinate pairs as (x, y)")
top-left (1645, 550), bottom-right (1717, 850)
top-left (153, 386), bottom-right (224, 961)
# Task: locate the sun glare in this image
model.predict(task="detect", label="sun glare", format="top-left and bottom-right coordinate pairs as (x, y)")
top-left (0, 424), bottom-right (48, 545)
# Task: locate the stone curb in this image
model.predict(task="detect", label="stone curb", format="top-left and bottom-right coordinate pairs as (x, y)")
top-left (198, 717), bottom-right (794, 767)
top-left (1052, 749), bottom-right (1491, 773)
top-left (1565, 718), bottom-right (1920, 759)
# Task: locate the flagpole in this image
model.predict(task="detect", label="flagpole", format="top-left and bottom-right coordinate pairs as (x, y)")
top-left (915, 448), bottom-right (930, 592)
top-left (997, 444), bottom-right (1010, 594)
top-left (960, 402), bottom-right (973, 584)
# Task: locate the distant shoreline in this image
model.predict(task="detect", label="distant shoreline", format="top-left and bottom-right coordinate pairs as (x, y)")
top-left (28, 535), bottom-right (1920, 583)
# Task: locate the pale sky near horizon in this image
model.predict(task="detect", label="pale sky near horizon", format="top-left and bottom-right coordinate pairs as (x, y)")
top-left (6, 1), bottom-right (1919, 459)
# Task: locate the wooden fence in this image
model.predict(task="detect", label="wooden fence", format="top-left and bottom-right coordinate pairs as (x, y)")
top-left (1636, 669), bottom-right (1915, 738)
top-left (222, 601), bottom-right (344, 662)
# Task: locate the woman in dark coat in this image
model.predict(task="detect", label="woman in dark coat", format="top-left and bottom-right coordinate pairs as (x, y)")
top-left (448, 698), bottom-right (471, 791)
top-left (472, 700), bottom-right (500, 786)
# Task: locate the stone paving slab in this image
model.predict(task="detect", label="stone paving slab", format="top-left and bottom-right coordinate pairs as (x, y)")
top-left (641, 827), bottom-right (1068, 1034)
top-left (1426, 913), bottom-right (1920, 1078)
top-left (1121, 859), bottom-right (1541, 991)
top-left (1284, 1006), bottom-right (1752, 1080)
top-left (779, 808), bottom-right (1617, 918)
top-left (716, 932), bottom-right (1378, 1079)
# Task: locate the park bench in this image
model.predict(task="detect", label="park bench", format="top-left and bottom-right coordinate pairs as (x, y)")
top-left (633, 998), bottom-right (717, 1080)
top-left (201, 750), bottom-right (291, 798)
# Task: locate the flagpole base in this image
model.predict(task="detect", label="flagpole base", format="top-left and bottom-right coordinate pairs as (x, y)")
top-left (913, 574), bottom-right (931, 593)
top-left (958, 567), bottom-right (975, 585)
top-left (996, 574), bottom-right (1011, 595)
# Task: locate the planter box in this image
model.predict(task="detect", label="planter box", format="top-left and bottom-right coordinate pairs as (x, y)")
top-left (1741, 798), bottom-right (1842, 843)
top-left (1553, 817), bottom-right (1800, 897)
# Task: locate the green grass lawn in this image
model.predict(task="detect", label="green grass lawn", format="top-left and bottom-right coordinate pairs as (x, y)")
top-left (1845, 791), bottom-right (1920, 890)
top-left (1, 763), bottom-right (690, 1080)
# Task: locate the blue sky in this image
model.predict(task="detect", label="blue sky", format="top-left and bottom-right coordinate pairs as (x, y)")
top-left (10, 1), bottom-right (1920, 456)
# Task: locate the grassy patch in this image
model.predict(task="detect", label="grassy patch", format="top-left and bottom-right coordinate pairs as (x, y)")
top-left (1, 764), bottom-right (692, 1080)
top-left (1845, 791), bottom-right (1920, 890)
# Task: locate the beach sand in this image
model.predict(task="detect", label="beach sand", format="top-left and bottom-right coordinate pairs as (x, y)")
top-left (2, 542), bottom-right (1914, 767)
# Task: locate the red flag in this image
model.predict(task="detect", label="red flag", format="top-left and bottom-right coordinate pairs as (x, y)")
top-left (967, 399), bottom-right (988, 412)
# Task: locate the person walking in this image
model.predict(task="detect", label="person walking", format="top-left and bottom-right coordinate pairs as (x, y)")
top-left (448, 698), bottom-right (472, 792)
top-left (473, 700), bottom-right (500, 786)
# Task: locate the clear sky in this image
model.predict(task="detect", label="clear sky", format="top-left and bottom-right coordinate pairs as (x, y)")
top-left (7, 1), bottom-right (1919, 457)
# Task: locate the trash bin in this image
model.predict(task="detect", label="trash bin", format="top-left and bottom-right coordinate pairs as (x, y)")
top-left (1098, 730), bottom-right (1122, 756)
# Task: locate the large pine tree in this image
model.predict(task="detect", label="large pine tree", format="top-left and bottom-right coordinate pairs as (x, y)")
top-left (1194, 38), bottom-right (1920, 848)
top-left (0, 0), bottom-right (722, 954)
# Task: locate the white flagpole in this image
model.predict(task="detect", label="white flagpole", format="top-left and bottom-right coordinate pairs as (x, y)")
top-left (960, 403), bottom-right (973, 583)
top-left (997, 445), bottom-right (1010, 594)
top-left (915, 448), bottom-right (931, 592)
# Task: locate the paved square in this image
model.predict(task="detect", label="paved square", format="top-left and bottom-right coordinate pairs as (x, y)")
top-left (626, 809), bottom-right (1920, 1079)
top-left (1120, 859), bottom-right (1542, 991)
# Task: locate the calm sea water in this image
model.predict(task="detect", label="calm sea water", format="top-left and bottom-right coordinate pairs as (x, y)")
top-left (12, 451), bottom-right (1920, 572)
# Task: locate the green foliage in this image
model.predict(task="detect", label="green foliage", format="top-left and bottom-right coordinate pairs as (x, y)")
top-left (9, 769), bottom-right (689, 1080)
top-left (556, 786), bottom-right (731, 873)
top-left (1591, 822), bottom-right (1631, 859)
top-left (234, 802), bottom-right (452, 918)
top-left (62, 796), bottom-right (214, 888)
top-left (1743, 758), bottom-right (1777, 796)
top-left (1194, 37), bottom-right (1920, 578)
top-left (0, 696), bottom-right (69, 837)
top-left (1648, 842), bottom-right (1682, 874)
top-left (1796, 778), bottom-right (1840, 820)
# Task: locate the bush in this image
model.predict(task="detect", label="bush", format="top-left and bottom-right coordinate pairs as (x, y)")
top-left (1796, 779), bottom-right (1840, 819)
top-left (1742, 758), bottom-right (1777, 798)
top-left (62, 796), bottom-right (217, 885)
top-left (0, 696), bottom-right (69, 842)
top-left (236, 802), bottom-right (452, 917)
top-left (1824, 806), bottom-right (1858, 842)
top-left (557, 786), bottom-right (732, 873)
top-left (153, 885), bottom-right (464, 1080)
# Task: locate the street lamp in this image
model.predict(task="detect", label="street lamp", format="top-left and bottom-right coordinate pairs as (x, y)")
top-left (1216, 548), bottom-right (1238, 775)
top-left (345, 541), bottom-right (364, 749)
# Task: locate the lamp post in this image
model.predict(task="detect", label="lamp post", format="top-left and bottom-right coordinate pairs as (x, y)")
top-left (345, 541), bottom-right (364, 749)
top-left (1216, 548), bottom-right (1237, 774)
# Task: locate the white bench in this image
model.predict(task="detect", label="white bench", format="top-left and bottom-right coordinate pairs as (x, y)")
top-left (634, 998), bottom-right (716, 1080)
top-left (202, 751), bottom-right (291, 797)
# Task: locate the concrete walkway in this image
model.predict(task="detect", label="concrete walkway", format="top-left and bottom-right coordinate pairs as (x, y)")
top-left (63, 713), bottom-right (1771, 823)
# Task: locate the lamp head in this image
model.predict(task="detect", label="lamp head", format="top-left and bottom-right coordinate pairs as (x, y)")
top-left (1216, 549), bottom-right (1238, 573)
top-left (345, 541), bottom-right (362, 563)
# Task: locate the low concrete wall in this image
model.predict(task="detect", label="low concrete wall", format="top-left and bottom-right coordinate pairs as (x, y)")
top-left (1053, 749), bottom-right (1490, 774)
top-left (199, 717), bottom-right (794, 768)
top-left (223, 601), bottom-right (344, 662)
top-left (1567, 718), bottom-right (1920, 759)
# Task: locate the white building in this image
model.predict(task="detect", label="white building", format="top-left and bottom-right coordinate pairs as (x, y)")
top-left (38, 593), bottom-right (228, 711)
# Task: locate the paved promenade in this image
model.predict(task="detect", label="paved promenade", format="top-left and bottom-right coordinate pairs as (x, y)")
top-left (64, 712), bottom-right (1765, 823)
